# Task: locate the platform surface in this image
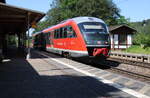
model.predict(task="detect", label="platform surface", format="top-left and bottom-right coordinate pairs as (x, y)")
top-left (0, 49), bottom-right (148, 98)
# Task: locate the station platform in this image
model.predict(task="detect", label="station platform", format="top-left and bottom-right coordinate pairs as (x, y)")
top-left (0, 48), bottom-right (149, 98)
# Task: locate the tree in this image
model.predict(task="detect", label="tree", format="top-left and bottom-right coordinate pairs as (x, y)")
top-left (33, 21), bottom-right (49, 34)
top-left (117, 16), bottom-right (130, 25)
top-left (50, 0), bottom-right (120, 24)
top-left (131, 19), bottom-right (150, 48)
top-left (34, 0), bottom-right (122, 32)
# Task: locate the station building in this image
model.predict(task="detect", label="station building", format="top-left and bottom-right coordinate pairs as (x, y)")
top-left (109, 25), bottom-right (137, 50)
top-left (0, 0), bottom-right (45, 61)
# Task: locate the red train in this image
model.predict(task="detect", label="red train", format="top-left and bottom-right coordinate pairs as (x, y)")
top-left (33, 17), bottom-right (110, 59)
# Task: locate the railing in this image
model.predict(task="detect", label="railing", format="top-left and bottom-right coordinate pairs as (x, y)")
top-left (110, 51), bottom-right (150, 63)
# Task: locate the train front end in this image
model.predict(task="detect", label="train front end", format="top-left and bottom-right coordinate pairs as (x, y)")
top-left (77, 17), bottom-right (110, 59)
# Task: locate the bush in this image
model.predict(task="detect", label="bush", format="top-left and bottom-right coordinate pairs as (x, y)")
top-left (125, 45), bottom-right (150, 54)
top-left (133, 32), bottom-right (150, 48)
top-left (8, 35), bottom-right (18, 46)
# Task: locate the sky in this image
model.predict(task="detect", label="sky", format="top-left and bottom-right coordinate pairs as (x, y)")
top-left (6, 0), bottom-right (150, 22)
top-left (113, 0), bottom-right (150, 22)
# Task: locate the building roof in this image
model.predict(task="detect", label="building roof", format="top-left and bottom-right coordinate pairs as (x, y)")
top-left (109, 25), bottom-right (137, 33)
top-left (0, 2), bottom-right (45, 34)
top-left (0, 0), bottom-right (5, 3)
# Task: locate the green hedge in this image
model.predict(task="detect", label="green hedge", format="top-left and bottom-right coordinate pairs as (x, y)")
top-left (124, 45), bottom-right (150, 54)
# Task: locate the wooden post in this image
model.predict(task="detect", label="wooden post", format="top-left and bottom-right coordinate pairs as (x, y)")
top-left (26, 12), bottom-right (31, 59)
top-left (141, 56), bottom-right (144, 62)
top-left (17, 33), bottom-right (21, 48)
top-left (148, 56), bottom-right (150, 63)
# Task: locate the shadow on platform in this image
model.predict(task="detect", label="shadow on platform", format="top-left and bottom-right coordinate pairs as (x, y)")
top-left (0, 59), bottom-right (125, 98)
top-left (0, 48), bottom-right (129, 98)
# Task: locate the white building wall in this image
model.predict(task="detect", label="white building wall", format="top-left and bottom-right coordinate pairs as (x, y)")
top-left (114, 34), bottom-right (118, 48)
top-left (111, 34), bottom-right (133, 49)
top-left (110, 35), bottom-right (113, 48)
top-left (114, 34), bottom-right (118, 45)
top-left (119, 45), bottom-right (127, 48)
top-left (127, 34), bottom-right (132, 45)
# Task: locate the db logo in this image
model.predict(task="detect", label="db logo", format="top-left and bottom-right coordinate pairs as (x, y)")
top-left (97, 41), bottom-right (101, 44)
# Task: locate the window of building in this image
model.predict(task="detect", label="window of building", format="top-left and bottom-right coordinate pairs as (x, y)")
top-left (119, 34), bottom-right (126, 45)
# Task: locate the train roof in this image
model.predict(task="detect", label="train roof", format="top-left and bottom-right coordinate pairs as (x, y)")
top-left (42, 17), bottom-right (105, 32)
top-left (72, 17), bottom-right (105, 24)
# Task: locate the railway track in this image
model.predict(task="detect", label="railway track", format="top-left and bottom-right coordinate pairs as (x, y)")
top-left (108, 57), bottom-right (150, 69)
top-left (107, 66), bottom-right (150, 82)
top-left (71, 56), bottom-right (150, 83)
top-left (101, 60), bottom-right (150, 83)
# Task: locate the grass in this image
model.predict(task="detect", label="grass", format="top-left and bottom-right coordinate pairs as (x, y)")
top-left (123, 45), bottom-right (150, 55)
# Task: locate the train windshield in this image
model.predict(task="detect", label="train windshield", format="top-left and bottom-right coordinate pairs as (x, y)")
top-left (78, 22), bottom-right (110, 45)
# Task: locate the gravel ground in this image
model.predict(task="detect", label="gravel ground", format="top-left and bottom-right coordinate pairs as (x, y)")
top-left (114, 63), bottom-right (150, 76)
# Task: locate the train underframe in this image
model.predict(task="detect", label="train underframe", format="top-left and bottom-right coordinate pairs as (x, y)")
top-left (45, 46), bottom-right (110, 63)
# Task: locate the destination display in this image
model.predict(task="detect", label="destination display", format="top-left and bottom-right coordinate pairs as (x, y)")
top-left (83, 25), bottom-right (104, 30)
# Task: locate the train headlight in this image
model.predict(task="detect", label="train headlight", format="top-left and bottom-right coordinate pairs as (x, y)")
top-left (104, 41), bottom-right (108, 44)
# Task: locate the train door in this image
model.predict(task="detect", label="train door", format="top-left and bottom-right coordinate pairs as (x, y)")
top-left (67, 26), bottom-right (78, 57)
top-left (67, 26), bottom-right (77, 49)
top-left (44, 32), bottom-right (51, 51)
top-left (63, 27), bottom-right (68, 50)
top-left (50, 31), bottom-right (54, 48)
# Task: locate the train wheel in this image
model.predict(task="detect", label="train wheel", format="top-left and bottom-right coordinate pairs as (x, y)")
top-left (62, 52), bottom-right (71, 59)
top-left (66, 53), bottom-right (71, 59)
top-left (61, 52), bottom-right (65, 57)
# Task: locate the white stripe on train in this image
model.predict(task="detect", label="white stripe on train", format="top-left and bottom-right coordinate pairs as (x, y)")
top-left (46, 47), bottom-right (88, 54)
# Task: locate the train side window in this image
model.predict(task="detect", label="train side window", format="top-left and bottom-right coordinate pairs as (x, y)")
top-left (56, 29), bottom-right (59, 38)
top-left (45, 32), bottom-right (50, 45)
top-left (54, 30), bottom-right (57, 39)
top-left (48, 32), bottom-right (51, 44)
top-left (44, 33), bottom-right (47, 44)
top-left (59, 28), bottom-right (63, 38)
top-left (67, 26), bottom-right (76, 38)
top-left (63, 27), bottom-right (67, 38)
top-left (54, 29), bottom-right (59, 39)
top-left (34, 35), bottom-right (38, 44)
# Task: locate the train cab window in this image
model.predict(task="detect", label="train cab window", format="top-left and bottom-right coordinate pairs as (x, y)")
top-left (67, 26), bottom-right (76, 38)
